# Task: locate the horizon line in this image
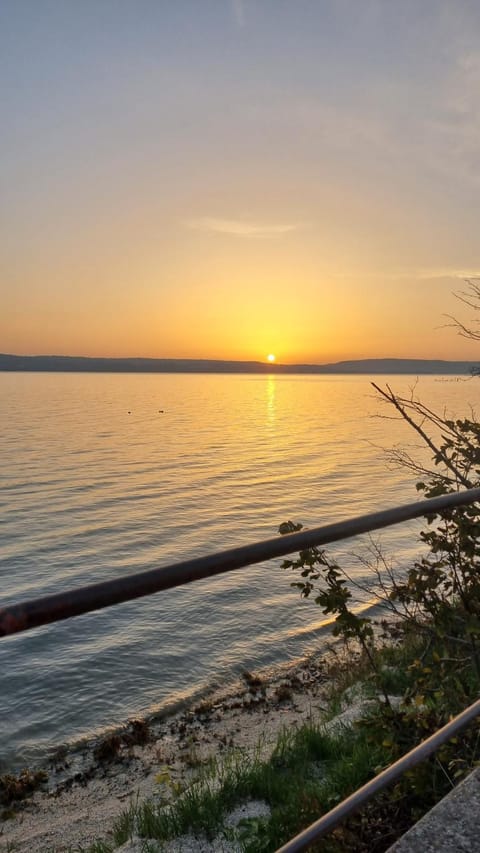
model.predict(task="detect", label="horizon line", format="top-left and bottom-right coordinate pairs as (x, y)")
top-left (1, 353), bottom-right (479, 377)
top-left (3, 353), bottom-right (480, 365)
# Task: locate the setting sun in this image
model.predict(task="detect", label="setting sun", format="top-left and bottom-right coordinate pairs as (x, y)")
top-left (267, 353), bottom-right (276, 362)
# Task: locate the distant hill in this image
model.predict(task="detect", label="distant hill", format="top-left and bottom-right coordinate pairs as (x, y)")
top-left (0, 354), bottom-right (479, 375)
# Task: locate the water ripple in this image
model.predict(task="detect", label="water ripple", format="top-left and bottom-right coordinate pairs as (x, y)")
top-left (0, 372), bottom-right (472, 769)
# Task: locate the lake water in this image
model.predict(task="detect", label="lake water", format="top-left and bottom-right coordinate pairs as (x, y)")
top-left (0, 372), bottom-right (476, 769)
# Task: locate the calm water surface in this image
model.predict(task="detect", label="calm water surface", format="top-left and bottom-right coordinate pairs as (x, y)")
top-left (0, 372), bottom-right (476, 768)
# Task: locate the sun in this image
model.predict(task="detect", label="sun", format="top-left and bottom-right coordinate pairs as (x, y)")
top-left (267, 353), bottom-right (276, 362)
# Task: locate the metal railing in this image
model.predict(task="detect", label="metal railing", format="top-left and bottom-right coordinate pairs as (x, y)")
top-left (277, 696), bottom-right (480, 852)
top-left (2, 486), bottom-right (480, 851)
top-left (2, 487), bottom-right (480, 637)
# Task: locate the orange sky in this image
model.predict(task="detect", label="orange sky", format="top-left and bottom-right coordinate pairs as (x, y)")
top-left (1, 2), bottom-right (480, 363)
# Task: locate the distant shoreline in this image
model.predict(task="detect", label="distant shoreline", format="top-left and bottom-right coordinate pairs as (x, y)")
top-left (1, 353), bottom-right (479, 375)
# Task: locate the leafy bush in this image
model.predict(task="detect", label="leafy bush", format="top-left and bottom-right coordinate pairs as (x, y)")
top-left (277, 382), bottom-right (480, 848)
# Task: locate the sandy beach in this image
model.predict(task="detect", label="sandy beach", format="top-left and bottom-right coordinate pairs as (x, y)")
top-left (1, 644), bottom-right (357, 852)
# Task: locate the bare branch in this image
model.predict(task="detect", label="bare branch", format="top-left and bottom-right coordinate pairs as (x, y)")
top-left (443, 278), bottom-right (480, 341)
top-left (371, 382), bottom-right (473, 488)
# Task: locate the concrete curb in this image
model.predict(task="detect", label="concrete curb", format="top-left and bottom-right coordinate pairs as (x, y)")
top-left (388, 766), bottom-right (480, 852)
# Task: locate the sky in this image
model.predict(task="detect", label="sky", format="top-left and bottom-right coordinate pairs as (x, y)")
top-left (1, 0), bottom-right (480, 364)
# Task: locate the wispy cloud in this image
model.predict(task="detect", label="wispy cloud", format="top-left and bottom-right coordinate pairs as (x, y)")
top-left (329, 268), bottom-right (480, 282)
top-left (411, 268), bottom-right (480, 282)
top-left (230, 0), bottom-right (245, 29)
top-left (186, 217), bottom-right (301, 238)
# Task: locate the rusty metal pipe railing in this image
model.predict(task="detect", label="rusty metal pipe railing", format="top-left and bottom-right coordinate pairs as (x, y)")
top-left (276, 695), bottom-right (480, 852)
top-left (1, 487), bottom-right (480, 638)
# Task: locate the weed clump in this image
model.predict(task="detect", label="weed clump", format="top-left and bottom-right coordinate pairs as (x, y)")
top-left (241, 669), bottom-right (264, 689)
top-left (274, 683), bottom-right (293, 703)
top-left (0, 768), bottom-right (47, 807)
top-left (93, 717), bottom-right (152, 764)
top-left (93, 734), bottom-right (122, 764)
top-left (124, 718), bottom-right (151, 747)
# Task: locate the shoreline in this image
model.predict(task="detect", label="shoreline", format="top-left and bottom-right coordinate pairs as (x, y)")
top-left (1, 597), bottom-right (383, 777)
top-left (1, 639), bottom-right (353, 852)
